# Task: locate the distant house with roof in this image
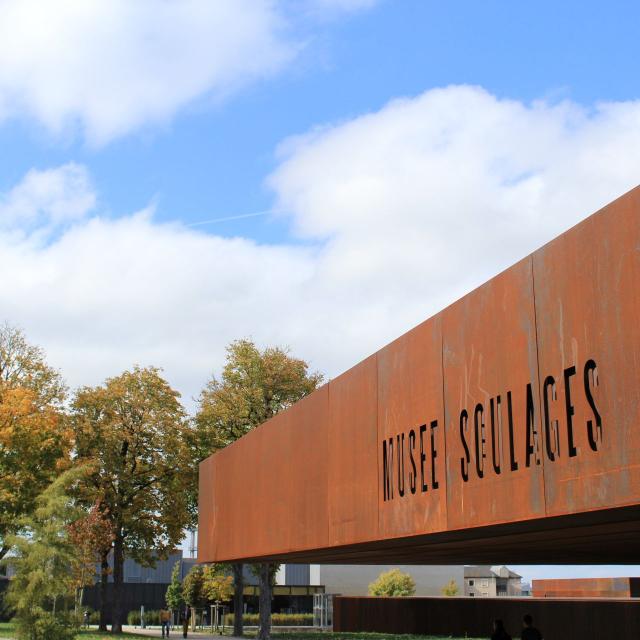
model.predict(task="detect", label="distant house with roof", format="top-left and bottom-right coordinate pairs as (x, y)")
top-left (464, 565), bottom-right (522, 597)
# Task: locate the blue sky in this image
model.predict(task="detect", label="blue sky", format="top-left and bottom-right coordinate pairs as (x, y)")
top-left (1, 0), bottom-right (640, 583)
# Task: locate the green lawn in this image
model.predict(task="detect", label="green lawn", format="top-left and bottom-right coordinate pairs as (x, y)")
top-left (0, 622), bottom-right (149, 639)
top-left (0, 623), bottom-right (485, 640)
top-left (207, 630), bottom-right (484, 640)
top-left (270, 634), bottom-right (483, 640)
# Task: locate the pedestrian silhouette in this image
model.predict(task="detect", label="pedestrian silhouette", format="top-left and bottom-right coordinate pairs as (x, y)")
top-left (521, 613), bottom-right (543, 640)
top-left (180, 606), bottom-right (189, 638)
top-left (490, 618), bottom-right (512, 640)
top-left (160, 607), bottom-right (171, 638)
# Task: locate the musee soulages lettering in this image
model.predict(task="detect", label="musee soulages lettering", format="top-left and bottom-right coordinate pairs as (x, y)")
top-left (381, 357), bottom-right (602, 501)
top-left (382, 421), bottom-right (439, 501)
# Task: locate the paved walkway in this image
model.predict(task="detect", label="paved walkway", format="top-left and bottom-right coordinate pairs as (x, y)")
top-left (123, 625), bottom-right (231, 638)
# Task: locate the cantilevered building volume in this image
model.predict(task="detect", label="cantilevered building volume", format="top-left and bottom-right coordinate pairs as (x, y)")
top-left (199, 186), bottom-right (640, 638)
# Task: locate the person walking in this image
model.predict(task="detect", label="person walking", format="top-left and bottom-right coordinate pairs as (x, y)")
top-left (180, 606), bottom-right (189, 638)
top-left (490, 618), bottom-right (512, 640)
top-left (521, 614), bottom-right (543, 640)
top-left (160, 608), bottom-right (171, 638)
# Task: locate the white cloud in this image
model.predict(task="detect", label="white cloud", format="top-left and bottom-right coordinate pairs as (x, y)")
top-left (0, 86), bottom-right (639, 407)
top-left (0, 163), bottom-right (95, 231)
top-left (269, 86), bottom-right (640, 313)
top-left (0, 0), bottom-right (375, 145)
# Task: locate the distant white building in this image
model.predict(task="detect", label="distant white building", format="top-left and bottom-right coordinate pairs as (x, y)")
top-left (464, 565), bottom-right (522, 597)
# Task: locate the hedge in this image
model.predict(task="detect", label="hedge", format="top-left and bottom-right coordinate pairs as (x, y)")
top-left (127, 609), bottom-right (162, 626)
top-left (225, 613), bottom-right (314, 626)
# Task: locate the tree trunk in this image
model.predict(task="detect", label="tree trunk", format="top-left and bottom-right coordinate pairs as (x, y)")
top-left (232, 562), bottom-right (244, 637)
top-left (75, 585), bottom-right (84, 617)
top-left (111, 535), bottom-right (125, 633)
top-left (257, 563), bottom-right (272, 640)
top-left (99, 550), bottom-right (109, 631)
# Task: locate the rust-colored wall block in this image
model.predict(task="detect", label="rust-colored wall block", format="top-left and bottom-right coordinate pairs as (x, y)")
top-left (333, 596), bottom-right (640, 639)
top-left (532, 577), bottom-right (640, 598)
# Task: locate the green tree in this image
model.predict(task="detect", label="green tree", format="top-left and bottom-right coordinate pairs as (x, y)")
top-left (203, 564), bottom-right (234, 603)
top-left (441, 578), bottom-right (459, 596)
top-left (0, 323), bottom-right (68, 560)
top-left (368, 569), bottom-right (416, 597)
top-left (183, 565), bottom-right (207, 631)
top-left (71, 366), bottom-right (196, 633)
top-left (4, 469), bottom-right (84, 640)
top-left (166, 562), bottom-right (185, 615)
top-left (195, 339), bottom-right (322, 639)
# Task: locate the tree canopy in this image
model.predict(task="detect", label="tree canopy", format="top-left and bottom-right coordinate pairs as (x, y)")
top-left (441, 578), bottom-right (459, 596)
top-left (165, 561), bottom-right (185, 611)
top-left (194, 339), bottom-right (323, 457)
top-left (203, 565), bottom-right (234, 603)
top-left (0, 324), bottom-right (69, 559)
top-left (70, 366), bottom-right (197, 632)
top-left (368, 568), bottom-right (416, 597)
top-left (182, 565), bottom-right (207, 610)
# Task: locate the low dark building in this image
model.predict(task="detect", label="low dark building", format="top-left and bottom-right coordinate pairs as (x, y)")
top-left (81, 553), bottom-right (322, 623)
top-left (82, 550), bottom-right (186, 621)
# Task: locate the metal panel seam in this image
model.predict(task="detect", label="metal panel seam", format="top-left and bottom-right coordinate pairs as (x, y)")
top-left (326, 379), bottom-right (331, 549)
top-left (530, 252), bottom-right (549, 518)
top-left (440, 314), bottom-right (450, 531)
top-left (374, 352), bottom-right (380, 541)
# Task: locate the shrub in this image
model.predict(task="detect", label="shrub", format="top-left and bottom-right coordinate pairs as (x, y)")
top-left (127, 610), bottom-right (140, 626)
top-left (127, 609), bottom-right (161, 626)
top-left (15, 610), bottom-right (77, 640)
top-left (441, 579), bottom-right (459, 596)
top-left (368, 569), bottom-right (416, 597)
top-left (225, 613), bottom-right (313, 626)
top-left (148, 610), bottom-right (161, 625)
top-left (273, 613), bottom-right (313, 626)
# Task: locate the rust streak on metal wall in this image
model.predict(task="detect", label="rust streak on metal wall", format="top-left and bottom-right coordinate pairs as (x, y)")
top-left (442, 257), bottom-right (546, 529)
top-left (198, 185), bottom-right (640, 565)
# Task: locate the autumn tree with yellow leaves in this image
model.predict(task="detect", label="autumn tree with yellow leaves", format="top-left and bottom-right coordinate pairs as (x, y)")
top-left (0, 323), bottom-right (69, 560)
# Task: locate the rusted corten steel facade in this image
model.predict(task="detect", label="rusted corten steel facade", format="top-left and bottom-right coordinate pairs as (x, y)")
top-left (198, 186), bottom-right (640, 565)
top-left (332, 596), bottom-right (640, 638)
top-left (532, 577), bottom-right (640, 598)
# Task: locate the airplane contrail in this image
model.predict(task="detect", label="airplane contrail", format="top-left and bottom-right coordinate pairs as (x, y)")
top-left (187, 209), bottom-right (281, 227)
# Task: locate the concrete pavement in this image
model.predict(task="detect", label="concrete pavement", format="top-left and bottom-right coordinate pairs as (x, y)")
top-left (122, 625), bottom-right (230, 638)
